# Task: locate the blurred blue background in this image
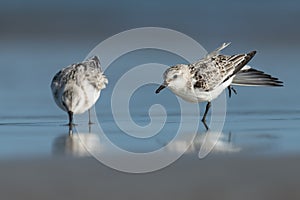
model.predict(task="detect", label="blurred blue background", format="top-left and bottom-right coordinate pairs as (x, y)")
top-left (0, 0), bottom-right (299, 157)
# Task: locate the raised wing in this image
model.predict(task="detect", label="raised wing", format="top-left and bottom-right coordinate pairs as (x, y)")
top-left (189, 43), bottom-right (256, 91)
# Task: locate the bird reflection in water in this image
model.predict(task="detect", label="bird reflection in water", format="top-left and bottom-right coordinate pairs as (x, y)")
top-left (53, 125), bottom-right (240, 158)
top-left (52, 131), bottom-right (101, 157)
top-left (162, 129), bottom-right (241, 156)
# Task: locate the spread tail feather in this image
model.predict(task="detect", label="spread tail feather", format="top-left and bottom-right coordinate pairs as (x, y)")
top-left (232, 68), bottom-right (283, 87)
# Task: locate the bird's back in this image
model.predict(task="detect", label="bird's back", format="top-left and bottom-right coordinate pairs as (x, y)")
top-left (51, 57), bottom-right (106, 91)
top-left (189, 44), bottom-right (256, 92)
top-left (51, 56), bottom-right (108, 113)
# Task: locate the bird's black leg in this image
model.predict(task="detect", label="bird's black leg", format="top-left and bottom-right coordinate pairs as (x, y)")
top-left (88, 109), bottom-right (93, 125)
top-left (68, 111), bottom-right (73, 135)
top-left (228, 131), bottom-right (232, 143)
top-left (231, 86), bottom-right (237, 95)
top-left (201, 102), bottom-right (211, 123)
top-left (227, 86), bottom-right (237, 98)
top-left (228, 86), bottom-right (232, 98)
top-left (88, 109), bottom-right (92, 124)
top-left (89, 123), bottom-right (92, 133)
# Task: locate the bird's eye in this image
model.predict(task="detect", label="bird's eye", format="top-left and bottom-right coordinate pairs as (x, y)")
top-left (173, 75), bottom-right (178, 79)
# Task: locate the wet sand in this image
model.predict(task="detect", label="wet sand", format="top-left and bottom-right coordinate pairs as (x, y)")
top-left (1, 155), bottom-right (300, 200)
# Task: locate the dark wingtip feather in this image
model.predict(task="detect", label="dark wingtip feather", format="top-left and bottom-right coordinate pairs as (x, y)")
top-left (222, 50), bottom-right (257, 83)
top-left (233, 68), bottom-right (284, 87)
top-left (249, 50), bottom-right (257, 57)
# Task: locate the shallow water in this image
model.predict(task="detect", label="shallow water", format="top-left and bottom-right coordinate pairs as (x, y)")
top-left (0, 41), bottom-right (299, 160)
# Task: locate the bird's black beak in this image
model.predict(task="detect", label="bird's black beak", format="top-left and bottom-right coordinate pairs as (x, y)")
top-left (155, 84), bottom-right (166, 94)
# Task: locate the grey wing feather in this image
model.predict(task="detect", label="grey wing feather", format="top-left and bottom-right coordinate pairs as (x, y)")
top-left (221, 51), bottom-right (256, 83)
top-left (76, 56), bottom-right (108, 90)
top-left (51, 56), bottom-right (108, 92)
top-left (191, 42), bottom-right (257, 91)
top-left (232, 68), bottom-right (283, 86)
top-left (205, 42), bottom-right (231, 58)
top-left (189, 43), bottom-right (280, 91)
top-left (191, 43), bottom-right (235, 91)
top-left (51, 68), bottom-right (65, 91)
top-left (191, 57), bottom-right (233, 91)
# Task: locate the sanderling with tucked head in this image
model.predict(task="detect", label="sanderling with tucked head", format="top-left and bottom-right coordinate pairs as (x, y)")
top-left (51, 56), bottom-right (108, 134)
top-left (155, 43), bottom-right (283, 125)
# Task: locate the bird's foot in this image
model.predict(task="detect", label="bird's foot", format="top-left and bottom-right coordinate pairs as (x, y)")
top-left (201, 119), bottom-right (209, 130)
top-left (228, 86), bottom-right (237, 98)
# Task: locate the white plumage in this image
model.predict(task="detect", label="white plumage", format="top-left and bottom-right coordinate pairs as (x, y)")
top-left (51, 56), bottom-right (108, 132)
top-left (156, 43), bottom-right (283, 123)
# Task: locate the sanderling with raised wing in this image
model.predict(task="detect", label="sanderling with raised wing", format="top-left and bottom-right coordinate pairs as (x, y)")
top-left (155, 43), bottom-right (283, 125)
top-left (51, 56), bottom-right (108, 134)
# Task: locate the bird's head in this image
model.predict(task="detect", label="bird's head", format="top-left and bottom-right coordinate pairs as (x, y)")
top-left (155, 64), bottom-right (189, 94)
